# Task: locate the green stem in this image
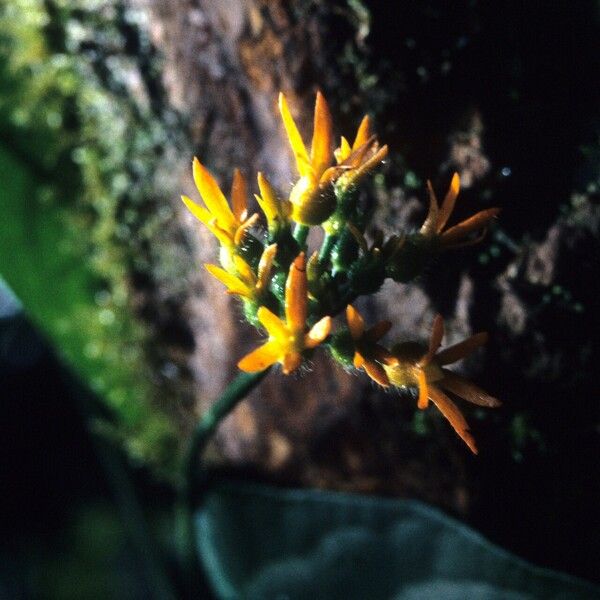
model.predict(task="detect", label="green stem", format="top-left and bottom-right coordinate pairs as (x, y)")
top-left (318, 233), bottom-right (337, 264)
top-left (293, 224), bottom-right (309, 247)
top-left (178, 368), bottom-right (271, 595)
top-left (184, 370), bottom-right (271, 497)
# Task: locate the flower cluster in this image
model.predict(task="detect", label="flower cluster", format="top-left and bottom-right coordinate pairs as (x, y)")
top-left (182, 91), bottom-right (500, 452)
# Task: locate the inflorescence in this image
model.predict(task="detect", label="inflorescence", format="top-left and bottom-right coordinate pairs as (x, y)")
top-left (182, 91), bottom-right (501, 453)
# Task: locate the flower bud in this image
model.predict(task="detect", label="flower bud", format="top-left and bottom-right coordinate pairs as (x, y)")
top-left (290, 177), bottom-right (337, 225)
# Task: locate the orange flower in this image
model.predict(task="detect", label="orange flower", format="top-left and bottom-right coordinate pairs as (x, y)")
top-left (279, 91), bottom-right (340, 225)
top-left (420, 173), bottom-right (500, 249)
top-left (205, 244), bottom-right (277, 300)
top-left (181, 158), bottom-right (258, 251)
top-left (334, 114), bottom-right (388, 191)
top-left (384, 315), bottom-right (501, 453)
top-left (346, 305), bottom-right (394, 387)
top-left (238, 253), bottom-right (332, 374)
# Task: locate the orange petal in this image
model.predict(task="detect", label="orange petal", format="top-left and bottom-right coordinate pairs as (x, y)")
top-left (419, 314), bottom-right (444, 367)
top-left (192, 158), bottom-right (236, 230)
top-left (319, 165), bottom-right (346, 187)
top-left (364, 320), bottom-right (392, 343)
top-left (184, 194), bottom-right (232, 246)
top-left (343, 144), bottom-right (388, 187)
top-left (353, 351), bottom-right (365, 369)
top-left (436, 172), bottom-right (460, 233)
top-left (181, 195), bottom-right (213, 226)
top-left (238, 340), bottom-right (281, 372)
top-left (420, 180), bottom-right (440, 236)
top-left (443, 229), bottom-right (489, 250)
top-left (335, 136), bottom-right (352, 163)
top-left (441, 208), bottom-right (500, 246)
top-left (256, 172), bottom-right (279, 222)
top-left (311, 91), bottom-right (333, 176)
top-left (429, 314), bottom-right (445, 353)
top-left (346, 305), bottom-right (365, 340)
top-left (256, 243), bottom-right (277, 292)
top-left (278, 92), bottom-right (311, 177)
top-left (208, 220), bottom-right (235, 247)
top-left (285, 253), bottom-right (307, 332)
top-left (439, 370), bottom-right (501, 407)
top-left (428, 385), bottom-right (478, 454)
top-left (257, 306), bottom-right (288, 341)
top-left (338, 137), bottom-right (373, 168)
top-left (231, 168), bottom-right (248, 222)
top-left (353, 115), bottom-right (371, 150)
top-left (232, 255), bottom-right (256, 287)
top-left (363, 359), bottom-right (390, 387)
top-left (417, 369), bottom-right (429, 409)
top-left (233, 213), bottom-right (259, 246)
top-left (282, 351), bottom-right (303, 375)
top-left (305, 316), bottom-right (332, 348)
top-left (205, 264), bottom-right (252, 297)
top-left (436, 332), bottom-right (489, 365)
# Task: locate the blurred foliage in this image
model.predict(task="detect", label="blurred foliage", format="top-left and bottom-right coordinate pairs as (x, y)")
top-left (16, 504), bottom-right (145, 599)
top-left (196, 480), bottom-right (599, 599)
top-left (0, 0), bottom-right (189, 474)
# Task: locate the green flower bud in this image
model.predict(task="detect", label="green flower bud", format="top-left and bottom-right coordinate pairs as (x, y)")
top-left (290, 179), bottom-right (336, 225)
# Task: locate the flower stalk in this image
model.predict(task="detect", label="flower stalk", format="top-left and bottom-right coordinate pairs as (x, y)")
top-left (178, 369), bottom-right (271, 595)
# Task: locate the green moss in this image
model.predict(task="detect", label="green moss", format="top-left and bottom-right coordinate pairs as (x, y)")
top-left (0, 0), bottom-right (185, 476)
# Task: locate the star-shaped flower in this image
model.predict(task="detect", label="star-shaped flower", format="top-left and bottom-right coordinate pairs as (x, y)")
top-left (334, 114), bottom-right (388, 191)
top-left (420, 173), bottom-right (500, 249)
top-left (346, 304), bottom-right (394, 387)
top-left (205, 244), bottom-right (277, 300)
top-left (384, 315), bottom-right (501, 453)
top-left (279, 91), bottom-right (339, 225)
top-left (238, 253), bottom-right (332, 374)
top-left (181, 158), bottom-right (258, 252)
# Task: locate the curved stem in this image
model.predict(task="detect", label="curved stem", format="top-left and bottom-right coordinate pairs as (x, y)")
top-left (178, 368), bottom-right (271, 596)
top-left (184, 369), bottom-right (271, 501)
